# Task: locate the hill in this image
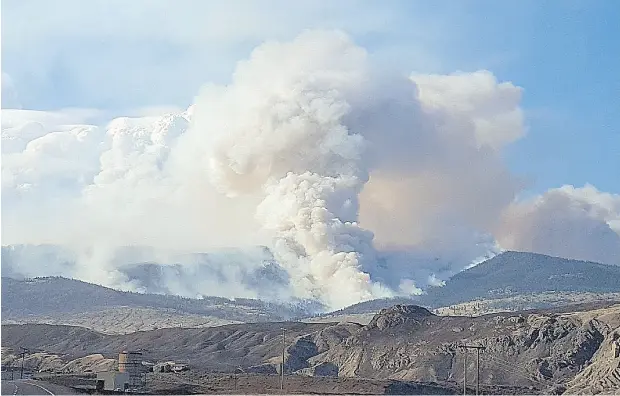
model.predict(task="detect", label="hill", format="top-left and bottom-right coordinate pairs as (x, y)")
top-left (4, 250), bottom-right (620, 330)
top-left (3, 303), bottom-right (619, 394)
top-left (1, 244), bottom-right (291, 301)
top-left (308, 251), bottom-right (620, 320)
top-left (418, 251), bottom-right (620, 307)
top-left (1, 277), bottom-right (313, 331)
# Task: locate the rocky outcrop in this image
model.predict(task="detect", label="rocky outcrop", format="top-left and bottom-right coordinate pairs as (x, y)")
top-left (266, 322), bottom-right (362, 374)
top-left (0, 349), bottom-right (65, 373)
top-left (366, 305), bottom-right (434, 331)
top-left (58, 354), bottom-right (116, 373)
top-left (562, 310), bottom-right (620, 394)
top-left (307, 304), bottom-right (620, 392)
top-left (3, 303), bottom-right (619, 393)
top-left (1, 348), bottom-right (116, 373)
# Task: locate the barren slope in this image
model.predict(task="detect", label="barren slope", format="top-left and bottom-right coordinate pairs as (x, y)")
top-left (3, 303), bottom-right (619, 394)
top-left (3, 306), bottom-right (239, 334)
top-left (560, 306), bottom-right (620, 394)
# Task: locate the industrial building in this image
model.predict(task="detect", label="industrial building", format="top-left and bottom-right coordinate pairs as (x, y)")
top-left (96, 350), bottom-right (145, 392)
top-left (153, 360), bottom-right (190, 373)
top-left (118, 350), bottom-right (144, 389)
top-left (96, 371), bottom-right (130, 392)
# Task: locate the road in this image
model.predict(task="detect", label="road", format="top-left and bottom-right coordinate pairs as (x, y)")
top-left (1, 379), bottom-right (78, 395)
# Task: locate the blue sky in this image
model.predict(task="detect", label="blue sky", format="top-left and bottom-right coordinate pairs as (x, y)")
top-left (489, 1), bottom-right (619, 195)
top-left (2, 0), bottom-right (618, 194)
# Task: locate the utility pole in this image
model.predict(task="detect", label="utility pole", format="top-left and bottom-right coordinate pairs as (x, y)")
top-left (476, 347), bottom-right (481, 396)
top-left (463, 348), bottom-right (467, 395)
top-left (19, 347), bottom-right (29, 380)
top-left (280, 327), bottom-right (286, 391)
top-left (459, 344), bottom-right (485, 395)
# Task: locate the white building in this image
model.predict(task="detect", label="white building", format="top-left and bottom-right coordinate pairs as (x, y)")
top-left (97, 371), bottom-right (130, 391)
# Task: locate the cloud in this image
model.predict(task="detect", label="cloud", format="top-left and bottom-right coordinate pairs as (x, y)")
top-left (496, 185), bottom-right (620, 265)
top-left (2, 30), bottom-right (617, 309)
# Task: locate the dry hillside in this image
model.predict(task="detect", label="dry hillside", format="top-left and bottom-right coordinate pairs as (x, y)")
top-left (3, 303), bottom-right (619, 394)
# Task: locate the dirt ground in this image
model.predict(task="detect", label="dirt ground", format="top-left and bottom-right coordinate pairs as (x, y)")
top-left (35, 371), bottom-right (540, 395)
top-left (144, 372), bottom-right (533, 395)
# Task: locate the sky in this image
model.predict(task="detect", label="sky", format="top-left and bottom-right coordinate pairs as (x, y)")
top-left (2, 0), bottom-right (618, 194)
top-left (1, 0), bottom-right (619, 305)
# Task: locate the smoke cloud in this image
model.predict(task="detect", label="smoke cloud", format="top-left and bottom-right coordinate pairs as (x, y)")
top-left (2, 30), bottom-right (618, 309)
top-left (496, 185), bottom-right (620, 265)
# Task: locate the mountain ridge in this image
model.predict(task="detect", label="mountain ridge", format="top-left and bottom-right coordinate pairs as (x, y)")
top-left (316, 251), bottom-right (620, 316)
top-left (418, 250), bottom-right (620, 307)
top-left (0, 276), bottom-right (314, 324)
top-left (3, 250), bottom-right (620, 327)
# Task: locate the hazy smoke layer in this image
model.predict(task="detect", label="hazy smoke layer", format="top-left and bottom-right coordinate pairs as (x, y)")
top-left (497, 185), bottom-right (620, 265)
top-left (2, 31), bottom-right (619, 309)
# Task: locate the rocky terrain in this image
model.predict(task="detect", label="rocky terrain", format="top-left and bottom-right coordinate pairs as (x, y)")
top-left (302, 292), bottom-right (620, 325)
top-left (433, 291), bottom-right (620, 317)
top-left (1, 348), bottom-right (117, 374)
top-left (561, 306), bottom-right (620, 394)
top-left (314, 303), bottom-right (620, 394)
top-left (3, 249), bottom-right (620, 393)
top-left (3, 302), bottom-right (619, 394)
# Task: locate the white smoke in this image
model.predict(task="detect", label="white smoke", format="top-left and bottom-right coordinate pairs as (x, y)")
top-left (182, 31), bottom-right (391, 308)
top-left (497, 185), bottom-right (620, 265)
top-left (2, 30), bottom-right (618, 309)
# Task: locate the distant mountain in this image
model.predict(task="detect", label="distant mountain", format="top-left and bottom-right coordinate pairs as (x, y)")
top-left (317, 251), bottom-right (620, 316)
top-left (4, 249), bottom-right (620, 325)
top-left (418, 251), bottom-right (620, 307)
top-left (1, 244), bottom-right (291, 301)
top-left (1, 276), bottom-right (315, 324)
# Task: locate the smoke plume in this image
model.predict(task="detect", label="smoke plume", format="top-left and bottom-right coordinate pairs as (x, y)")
top-left (2, 30), bottom-right (618, 309)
